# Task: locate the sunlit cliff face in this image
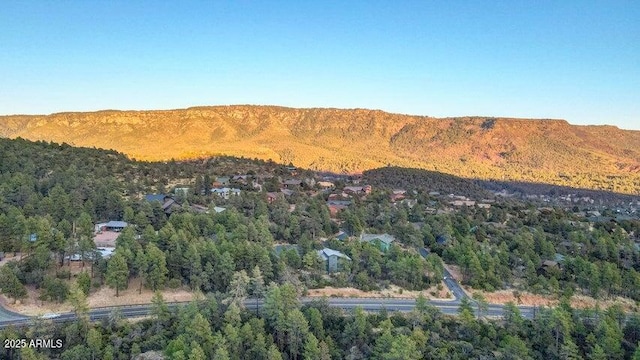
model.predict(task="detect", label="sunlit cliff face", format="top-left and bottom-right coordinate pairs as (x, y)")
top-left (0, 105), bottom-right (638, 194)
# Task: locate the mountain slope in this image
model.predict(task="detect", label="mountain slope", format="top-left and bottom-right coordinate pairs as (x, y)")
top-left (1, 105), bottom-right (638, 193)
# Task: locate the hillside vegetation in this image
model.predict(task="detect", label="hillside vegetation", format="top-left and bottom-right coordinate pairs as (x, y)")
top-left (1, 105), bottom-right (638, 193)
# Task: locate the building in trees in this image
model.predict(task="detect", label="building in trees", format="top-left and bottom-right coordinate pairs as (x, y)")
top-left (317, 248), bottom-right (351, 273)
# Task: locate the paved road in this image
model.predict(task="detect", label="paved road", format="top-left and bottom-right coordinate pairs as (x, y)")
top-left (0, 297), bottom-right (538, 329)
top-left (0, 304), bottom-right (27, 322)
top-left (0, 252), bottom-right (536, 329)
top-left (442, 267), bottom-right (467, 301)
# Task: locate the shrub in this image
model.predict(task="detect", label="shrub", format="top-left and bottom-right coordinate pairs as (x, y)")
top-left (167, 278), bottom-right (181, 289)
top-left (39, 276), bottom-right (69, 303)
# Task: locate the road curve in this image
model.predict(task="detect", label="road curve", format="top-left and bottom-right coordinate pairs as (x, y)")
top-left (0, 250), bottom-right (530, 329)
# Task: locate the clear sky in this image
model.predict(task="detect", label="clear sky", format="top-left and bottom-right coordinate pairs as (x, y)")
top-left (1, 1), bottom-right (638, 129)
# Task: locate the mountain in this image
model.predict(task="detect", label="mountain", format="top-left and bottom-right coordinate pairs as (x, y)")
top-left (1, 105), bottom-right (638, 194)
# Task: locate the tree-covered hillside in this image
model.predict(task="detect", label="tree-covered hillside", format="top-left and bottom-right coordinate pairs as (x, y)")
top-left (1, 137), bottom-right (640, 359)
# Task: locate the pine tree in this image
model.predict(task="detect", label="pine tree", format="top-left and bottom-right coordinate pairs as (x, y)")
top-left (227, 270), bottom-right (250, 307)
top-left (77, 271), bottom-right (91, 296)
top-left (145, 242), bottom-right (168, 291)
top-left (106, 252), bottom-right (128, 296)
top-left (189, 342), bottom-right (207, 360)
top-left (87, 328), bottom-right (102, 360)
top-left (589, 344), bottom-right (607, 360)
top-left (287, 309), bottom-right (310, 360)
top-left (303, 333), bottom-right (321, 360)
top-left (267, 344), bottom-right (284, 360)
top-left (0, 266), bottom-right (27, 303)
top-left (250, 266), bottom-right (265, 315)
top-left (134, 249), bottom-right (148, 293)
top-left (383, 335), bottom-right (421, 360)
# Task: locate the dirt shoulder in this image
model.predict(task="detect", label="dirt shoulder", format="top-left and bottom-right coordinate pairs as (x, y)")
top-left (307, 283), bottom-right (454, 300)
top-left (1, 277), bottom-right (195, 316)
top-left (469, 289), bottom-right (638, 312)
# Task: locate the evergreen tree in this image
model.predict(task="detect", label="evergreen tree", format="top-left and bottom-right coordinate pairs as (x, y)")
top-left (189, 342), bottom-right (207, 360)
top-left (383, 335), bottom-right (421, 360)
top-left (287, 309), bottom-right (310, 360)
top-left (145, 243), bottom-right (168, 291)
top-left (303, 333), bottom-right (321, 360)
top-left (105, 251), bottom-right (128, 296)
top-left (87, 328), bottom-right (102, 360)
top-left (76, 271), bottom-right (91, 296)
top-left (0, 265), bottom-right (27, 303)
top-left (267, 344), bottom-right (284, 360)
top-left (250, 265), bottom-right (265, 315)
top-left (134, 248), bottom-right (148, 293)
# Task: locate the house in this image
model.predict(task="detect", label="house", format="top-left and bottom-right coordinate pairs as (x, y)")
top-left (344, 186), bottom-right (363, 194)
top-left (162, 198), bottom-right (181, 215)
top-left (96, 247), bottom-right (115, 260)
top-left (400, 199), bottom-right (417, 208)
top-left (410, 222), bottom-right (424, 231)
top-left (266, 192), bottom-right (282, 203)
top-left (232, 175), bottom-right (250, 184)
top-left (174, 187), bottom-right (190, 197)
top-left (317, 181), bottom-right (335, 190)
top-left (451, 200), bottom-right (476, 207)
top-left (145, 194), bottom-right (180, 215)
top-left (283, 179), bottom-right (303, 189)
top-left (274, 244), bottom-right (300, 257)
top-left (104, 221), bottom-right (127, 232)
top-left (327, 200), bottom-right (352, 207)
top-left (67, 247), bottom-right (115, 261)
top-left (191, 204), bottom-right (210, 214)
top-left (335, 231), bottom-right (349, 241)
top-left (327, 200), bottom-right (351, 217)
top-left (360, 233), bottom-right (395, 252)
top-left (211, 187), bottom-right (241, 199)
top-left (317, 248), bottom-right (351, 272)
top-left (144, 194), bottom-right (171, 203)
top-left (281, 188), bottom-right (295, 196)
top-left (541, 260), bottom-right (559, 273)
top-left (286, 166), bottom-right (298, 176)
top-left (215, 177), bottom-right (230, 186)
top-left (213, 206), bottom-right (227, 213)
top-left (436, 234), bottom-right (450, 245)
top-left (328, 205), bottom-right (342, 217)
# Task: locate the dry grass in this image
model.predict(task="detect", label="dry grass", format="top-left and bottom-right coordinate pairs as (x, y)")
top-left (307, 283), bottom-right (453, 300)
top-left (472, 289), bottom-right (557, 307)
top-left (470, 289), bottom-right (637, 311)
top-left (0, 253), bottom-right (23, 267)
top-left (1, 277), bottom-right (194, 316)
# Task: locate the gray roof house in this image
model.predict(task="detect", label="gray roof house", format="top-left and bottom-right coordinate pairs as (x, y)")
top-left (360, 233), bottom-right (395, 251)
top-left (105, 221), bottom-right (128, 232)
top-left (317, 248), bottom-right (351, 272)
top-left (145, 194), bottom-right (169, 203)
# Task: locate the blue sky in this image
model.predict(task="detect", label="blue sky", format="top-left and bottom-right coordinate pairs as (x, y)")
top-left (1, 1), bottom-right (638, 129)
